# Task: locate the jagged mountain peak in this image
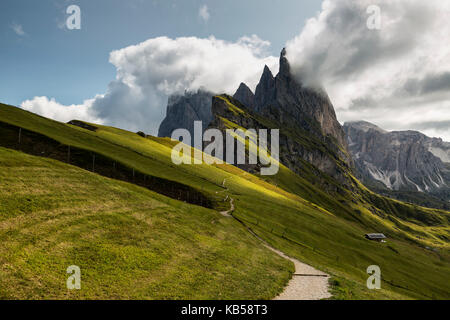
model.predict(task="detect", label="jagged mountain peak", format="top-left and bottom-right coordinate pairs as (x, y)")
top-left (236, 82), bottom-right (253, 93)
top-left (160, 48), bottom-right (352, 182)
top-left (233, 82), bottom-right (255, 109)
top-left (251, 49), bottom-right (348, 152)
top-left (262, 65), bottom-right (275, 79)
top-left (279, 47), bottom-right (290, 76)
top-left (254, 64), bottom-right (276, 112)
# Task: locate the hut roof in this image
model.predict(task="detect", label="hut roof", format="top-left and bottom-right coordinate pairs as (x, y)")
top-left (365, 233), bottom-right (387, 240)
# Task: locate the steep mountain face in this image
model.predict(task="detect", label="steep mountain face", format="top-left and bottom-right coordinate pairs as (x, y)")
top-left (233, 82), bottom-right (255, 110)
top-left (209, 50), bottom-right (354, 190)
top-left (344, 121), bottom-right (450, 201)
top-left (249, 49), bottom-right (349, 151)
top-left (159, 49), bottom-right (353, 190)
top-left (158, 90), bottom-right (214, 139)
top-left (253, 65), bottom-right (276, 112)
top-left (208, 95), bottom-right (352, 191)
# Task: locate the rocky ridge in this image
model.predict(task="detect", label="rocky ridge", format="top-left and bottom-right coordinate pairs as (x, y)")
top-left (344, 121), bottom-right (450, 201)
top-left (158, 89), bottom-right (214, 140)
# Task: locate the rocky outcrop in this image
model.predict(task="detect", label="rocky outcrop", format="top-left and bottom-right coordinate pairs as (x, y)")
top-left (68, 120), bottom-right (98, 132)
top-left (344, 121), bottom-right (450, 197)
top-left (233, 83), bottom-right (255, 110)
top-left (158, 90), bottom-right (214, 141)
top-left (250, 49), bottom-right (348, 151)
top-left (222, 49), bottom-right (353, 188)
top-left (234, 49), bottom-right (350, 165)
top-left (159, 49), bottom-right (354, 190)
top-left (254, 66), bottom-right (276, 112)
top-left (209, 94), bottom-right (353, 192)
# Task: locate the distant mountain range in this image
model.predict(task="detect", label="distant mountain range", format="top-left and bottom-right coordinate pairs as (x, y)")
top-left (344, 121), bottom-right (450, 208)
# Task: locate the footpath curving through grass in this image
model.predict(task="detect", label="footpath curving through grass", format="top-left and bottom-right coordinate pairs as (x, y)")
top-left (0, 147), bottom-right (292, 299)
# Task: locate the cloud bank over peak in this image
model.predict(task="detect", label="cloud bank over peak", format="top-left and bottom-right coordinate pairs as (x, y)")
top-left (22, 35), bottom-right (278, 135)
top-left (286, 0), bottom-right (450, 140)
top-left (108, 35), bottom-right (277, 96)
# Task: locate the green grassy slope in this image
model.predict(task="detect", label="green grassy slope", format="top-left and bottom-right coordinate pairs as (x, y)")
top-left (0, 147), bottom-right (292, 299)
top-left (1, 103), bottom-right (449, 299)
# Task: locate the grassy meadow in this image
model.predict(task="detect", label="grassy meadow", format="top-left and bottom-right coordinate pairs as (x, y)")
top-left (0, 103), bottom-right (449, 299)
top-left (0, 147), bottom-right (292, 299)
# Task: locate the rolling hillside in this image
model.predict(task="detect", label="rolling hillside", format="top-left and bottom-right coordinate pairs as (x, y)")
top-left (0, 147), bottom-right (292, 299)
top-left (0, 103), bottom-right (449, 299)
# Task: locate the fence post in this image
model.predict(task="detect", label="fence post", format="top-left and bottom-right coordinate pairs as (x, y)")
top-left (67, 146), bottom-right (70, 163)
top-left (18, 128), bottom-right (22, 144)
top-left (92, 154), bottom-right (95, 172)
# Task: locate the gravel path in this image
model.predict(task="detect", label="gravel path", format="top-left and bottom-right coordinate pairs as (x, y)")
top-left (219, 178), bottom-right (332, 300)
top-left (246, 226), bottom-right (331, 300)
top-left (220, 197), bottom-right (234, 217)
top-left (269, 246), bottom-right (331, 300)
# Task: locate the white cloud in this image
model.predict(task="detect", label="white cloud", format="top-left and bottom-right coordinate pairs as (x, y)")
top-left (11, 23), bottom-right (25, 36)
top-left (199, 4), bottom-right (210, 22)
top-left (20, 96), bottom-right (103, 124)
top-left (286, 0), bottom-right (450, 140)
top-left (21, 35), bottom-right (277, 135)
top-left (107, 35), bottom-right (277, 95)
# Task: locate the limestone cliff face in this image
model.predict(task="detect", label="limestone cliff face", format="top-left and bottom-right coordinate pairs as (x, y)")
top-left (159, 49), bottom-right (354, 190)
top-left (344, 121), bottom-right (450, 198)
top-left (233, 83), bottom-right (255, 110)
top-left (231, 49), bottom-right (351, 164)
top-left (254, 65), bottom-right (276, 112)
top-left (226, 50), bottom-right (354, 188)
top-left (158, 90), bottom-right (214, 139)
top-left (252, 49), bottom-right (348, 152)
top-left (209, 94), bottom-right (354, 191)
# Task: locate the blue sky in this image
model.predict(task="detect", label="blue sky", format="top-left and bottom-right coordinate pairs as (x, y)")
top-left (1, 0), bottom-right (320, 107)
